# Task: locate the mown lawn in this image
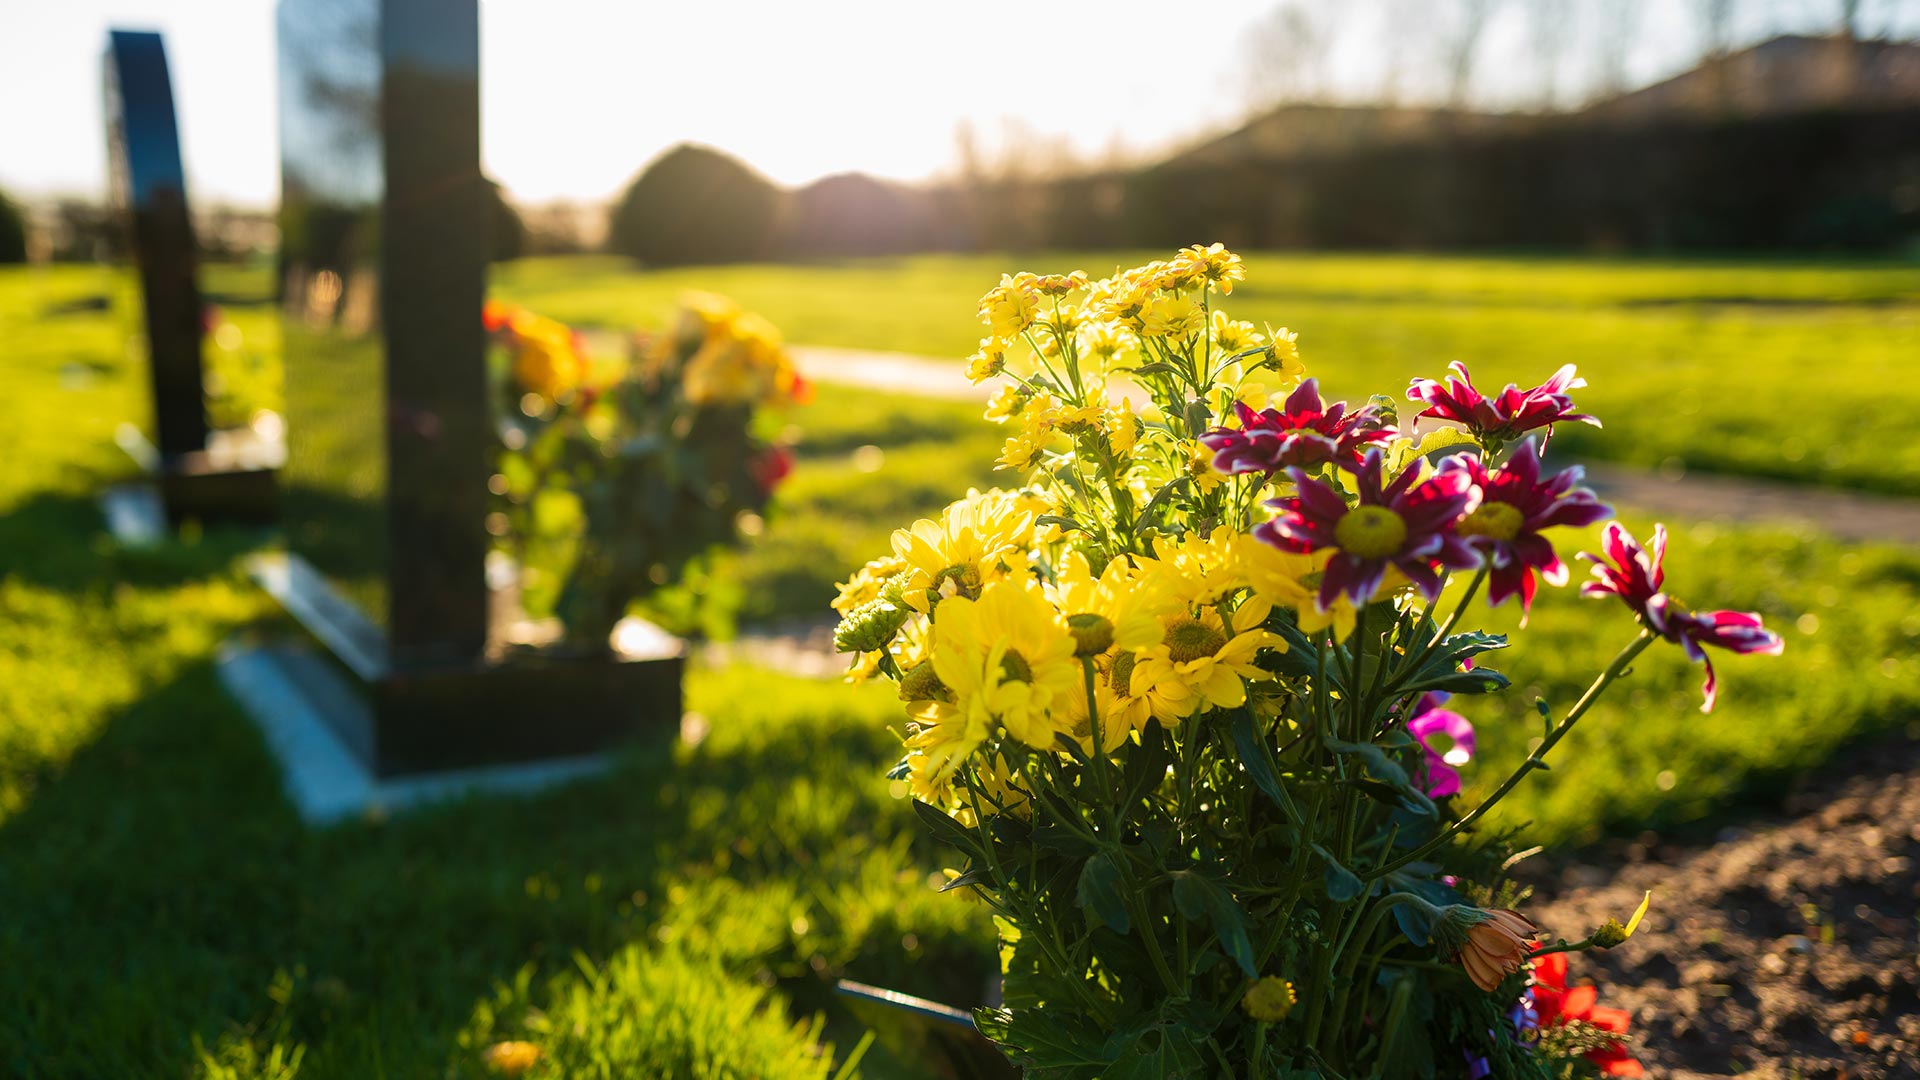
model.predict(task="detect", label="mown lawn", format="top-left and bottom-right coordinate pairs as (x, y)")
top-left (2, 257), bottom-right (1917, 1077)
top-left (493, 251), bottom-right (1920, 496)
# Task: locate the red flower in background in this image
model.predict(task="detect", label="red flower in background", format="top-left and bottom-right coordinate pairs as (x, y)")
top-left (1530, 952), bottom-right (1643, 1077)
top-left (752, 445), bottom-right (795, 494)
top-left (482, 299), bottom-right (513, 333)
top-left (1407, 361), bottom-right (1598, 447)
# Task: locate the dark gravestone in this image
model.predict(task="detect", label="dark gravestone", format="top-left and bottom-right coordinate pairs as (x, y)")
top-left (102, 30), bottom-right (277, 528)
top-left (255, 0), bottom-right (681, 783)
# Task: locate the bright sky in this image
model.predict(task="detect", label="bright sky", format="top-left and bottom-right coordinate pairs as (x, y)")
top-left (2, 0), bottom-right (1910, 208)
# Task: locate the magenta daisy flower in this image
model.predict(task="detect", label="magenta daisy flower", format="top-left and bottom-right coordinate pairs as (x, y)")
top-left (1407, 693), bottom-right (1475, 799)
top-left (1257, 449), bottom-right (1481, 610)
top-left (1580, 522), bottom-right (1784, 712)
top-left (1455, 440), bottom-right (1612, 620)
top-left (1200, 379), bottom-right (1393, 476)
top-left (1406, 362), bottom-right (1599, 447)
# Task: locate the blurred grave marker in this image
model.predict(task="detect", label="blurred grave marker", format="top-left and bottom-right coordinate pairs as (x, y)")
top-left (101, 29), bottom-right (279, 539)
top-left (226, 0), bottom-right (681, 819)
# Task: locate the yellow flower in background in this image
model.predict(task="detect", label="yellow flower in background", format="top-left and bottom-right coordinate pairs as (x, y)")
top-left (1077, 320), bottom-right (1137, 370)
top-left (1107, 398), bottom-right (1138, 457)
top-left (1140, 294), bottom-right (1204, 338)
top-left (890, 490), bottom-right (1036, 611)
top-left (979, 274), bottom-right (1043, 339)
top-left (1144, 526), bottom-right (1243, 607)
top-left (508, 313), bottom-right (586, 402)
top-left (997, 404), bottom-right (1059, 471)
top-left (967, 338), bottom-right (1009, 383)
top-left (1266, 325), bottom-right (1304, 379)
top-left (984, 383), bottom-right (1031, 424)
top-left (481, 1040), bottom-right (542, 1076)
top-left (1130, 595), bottom-right (1284, 723)
top-left (931, 579), bottom-right (1080, 748)
top-left (1186, 441), bottom-right (1227, 494)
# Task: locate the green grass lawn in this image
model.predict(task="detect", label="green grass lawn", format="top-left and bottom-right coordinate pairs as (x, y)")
top-left (495, 251), bottom-right (1920, 496)
top-left (2, 257), bottom-right (1918, 1077)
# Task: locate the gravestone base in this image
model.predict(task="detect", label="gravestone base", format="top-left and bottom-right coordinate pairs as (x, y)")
top-left (103, 423), bottom-right (280, 545)
top-left (216, 640), bottom-right (621, 825)
top-left (241, 551), bottom-right (684, 788)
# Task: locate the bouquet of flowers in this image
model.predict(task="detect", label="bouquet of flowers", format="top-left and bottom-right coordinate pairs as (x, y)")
top-left (486, 295), bottom-right (807, 649)
top-left (831, 247), bottom-right (1781, 1077)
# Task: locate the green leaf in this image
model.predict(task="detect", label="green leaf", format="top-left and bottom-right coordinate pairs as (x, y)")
top-left (1034, 514), bottom-right (1081, 532)
top-left (1134, 476), bottom-right (1190, 532)
top-left (1120, 720), bottom-right (1173, 810)
top-left (1172, 872), bottom-right (1257, 977)
top-left (1324, 737), bottom-right (1437, 817)
top-left (1076, 854), bottom-right (1131, 934)
top-left (911, 799), bottom-right (982, 859)
top-left (1231, 711), bottom-right (1291, 816)
top-left (938, 864), bottom-right (994, 892)
top-left (1315, 844), bottom-right (1365, 902)
top-left (1401, 666), bottom-right (1511, 695)
top-left (1127, 362), bottom-right (1183, 378)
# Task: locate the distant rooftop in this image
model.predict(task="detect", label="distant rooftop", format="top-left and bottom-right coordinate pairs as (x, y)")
top-left (1579, 34), bottom-right (1920, 122)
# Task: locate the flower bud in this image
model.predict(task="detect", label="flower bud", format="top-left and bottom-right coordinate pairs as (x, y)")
top-left (898, 660), bottom-right (946, 703)
top-left (1241, 977), bottom-right (1296, 1023)
top-left (834, 596), bottom-right (908, 654)
top-left (1066, 613), bottom-right (1115, 657)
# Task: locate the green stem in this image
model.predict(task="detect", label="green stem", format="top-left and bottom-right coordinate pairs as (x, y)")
top-left (1366, 631), bottom-right (1656, 881)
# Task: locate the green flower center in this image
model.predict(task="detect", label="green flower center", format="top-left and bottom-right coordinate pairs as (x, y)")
top-left (1165, 618), bottom-right (1228, 663)
top-left (1107, 652), bottom-right (1137, 695)
top-left (1455, 502), bottom-right (1525, 543)
top-left (932, 563), bottom-right (981, 600)
top-left (1066, 613), bottom-right (1115, 657)
top-left (998, 649), bottom-right (1033, 684)
top-left (1333, 506), bottom-right (1408, 560)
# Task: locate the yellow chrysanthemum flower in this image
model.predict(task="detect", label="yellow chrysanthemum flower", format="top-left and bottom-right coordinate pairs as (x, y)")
top-left (979, 274), bottom-right (1043, 339)
top-left (1059, 671), bottom-right (1135, 758)
top-left (1130, 596), bottom-right (1284, 723)
top-left (833, 554), bottom-right (906, 616)
top-left (1177, 242), bottom-right (1247, 294)
top-left (904, 697), bottom-right (985, 805)
top-left (890, 491), bottom-right (1035, 612)
top-left (1077, 320), bottom-right (1137, 370)
top-left (1107, 398), bottom-right (1138, 457)
top-left (1210, 310), bottom-right (1265, 354)
top-left (1187, 441), bottom-right (1227, 494)
top-left (1234, 532), bottom-right (1407, 642)
top-left (508, 314), bottom-right (585, 402)
top-left (931, 579), bottom-right (1080, 748)
top-left (1048, 551), bottom-right (1178, 655)
top-left (1143, 527), bottom-right (1243, 607)
top-left (1139, 294), bottom-right (1204, 339)
top-left (984, 383), bottom-right (1030, 424)
top-left (997, 405), bottom-right (1058, 471)
top-left (966, 337), bottom-right (1009, 383)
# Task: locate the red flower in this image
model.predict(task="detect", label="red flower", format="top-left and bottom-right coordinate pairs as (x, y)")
top-left (1580, 522), bottom-right (1784, 712)
top-left (1455, 440), bottom-right (1612, 621)
top-left (1407, 362), bottom-right (1598, 447)
top-left (1257, 449), bottom-right (1481, 610)
top-left (1199, 379), bottom-right (1392, 476)
top-left (752, 445), bottom-right (794, 493)
top-left (1530, 952), bottom-right (1644, 1077)
top-left (482, 299), bottom-right (513, 333)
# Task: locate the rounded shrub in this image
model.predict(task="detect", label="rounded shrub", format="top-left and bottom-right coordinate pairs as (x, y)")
top-left (607, 144), bottom-right (783, 266)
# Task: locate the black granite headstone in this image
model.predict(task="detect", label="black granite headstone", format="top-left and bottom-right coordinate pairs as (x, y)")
top-left (103, 29), bottom-right (277, 527)
top-left (262, 0), bottom-right (681, 778)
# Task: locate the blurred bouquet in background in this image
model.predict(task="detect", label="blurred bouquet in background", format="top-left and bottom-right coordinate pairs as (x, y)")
top-left (832, 247), bottom-right (1780, 1076)
top-left (486, 295), bottom-right (807, 650)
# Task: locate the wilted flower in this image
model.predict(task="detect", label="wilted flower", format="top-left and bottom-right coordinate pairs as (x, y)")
top-left (1580, 522), bottom-right (1784, 711)
top-left (1258, 450), bottom-right (1481, 609)
top-left (1436, 906), bottom-right (1539, 992)
top-left (1406, 361), bottom-right (1598, 447)
top-left (1454, 440), bottom-right (1612, 620)
top-left (1200, 379), bottom-right (1392, 476)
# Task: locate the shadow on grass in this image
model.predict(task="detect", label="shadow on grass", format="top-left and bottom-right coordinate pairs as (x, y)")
top-left (0, 656), bottom-right (995, 1079)
top-left (0, 491), bottom-right (267, 594)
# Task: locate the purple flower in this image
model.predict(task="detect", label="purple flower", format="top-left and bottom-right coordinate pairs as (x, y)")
top-left (1199, 379), bottom-right (1392, 476)
top-left (1455, 440), bottom-right (1612, 621)
top-left (1407, 362), bottom-right (1598, 447)
top-left (1256, 449), bottom-right (1482, 611)
top-left (1580, 522), bottom-right (1784, 713)
top-left (1408, 693), bottom-right (1475, 798)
